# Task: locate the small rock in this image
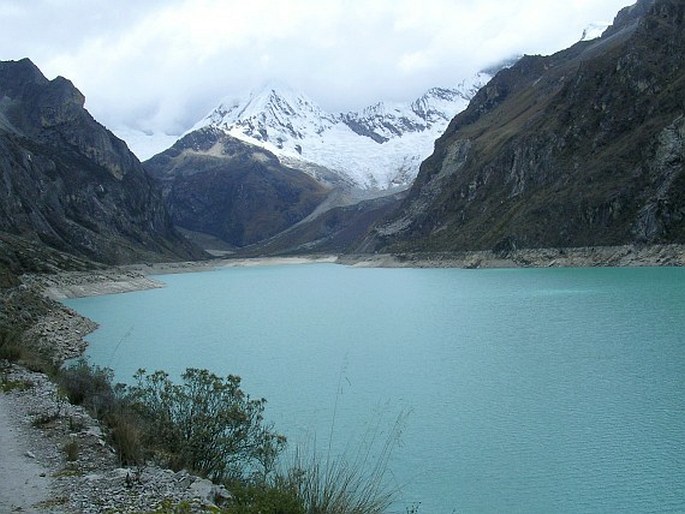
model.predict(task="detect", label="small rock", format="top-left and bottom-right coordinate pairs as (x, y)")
top-left (188, 477), bottom-right (216, 505)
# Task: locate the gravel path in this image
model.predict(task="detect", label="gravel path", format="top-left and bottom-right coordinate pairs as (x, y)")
top-left (0, 394), bottom-right (52, 513)
top-left (0, 364), bottom-right (232, 513)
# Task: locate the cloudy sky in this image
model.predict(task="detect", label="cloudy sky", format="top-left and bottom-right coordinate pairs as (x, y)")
top-left (1, 0), bottom-right (632, 140)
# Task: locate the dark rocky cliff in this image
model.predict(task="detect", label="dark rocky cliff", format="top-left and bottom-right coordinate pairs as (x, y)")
top-left (365, 0), bottom-right (685, 253)
top-left (0, 59), bottom-right (204, 266)
top-left (145, 128), bottom-right (329, 248)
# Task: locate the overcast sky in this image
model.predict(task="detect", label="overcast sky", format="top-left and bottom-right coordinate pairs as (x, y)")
top-left (1, 0), bottom-right (633, 137)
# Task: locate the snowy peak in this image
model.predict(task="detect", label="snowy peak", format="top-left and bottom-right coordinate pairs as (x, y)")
top-left (342, 100), bottom-right (426, 143)
top-left (342, 72), bottom-right (491, 144)
top-left (195, 81), bottom-right (336, 151)
top-left (581, 22), bottom-right (611, 41)
top-left (193, 72), bottom-right (492, 190)
top-left (412, 75), bottom-right (489, 122)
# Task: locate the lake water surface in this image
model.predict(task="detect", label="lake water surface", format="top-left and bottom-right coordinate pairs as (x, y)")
top-left (64, 264), bottom-right (685, 513)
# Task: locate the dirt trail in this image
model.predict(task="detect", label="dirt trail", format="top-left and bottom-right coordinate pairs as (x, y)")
top-left (0, 394), bottom-right (52, 513)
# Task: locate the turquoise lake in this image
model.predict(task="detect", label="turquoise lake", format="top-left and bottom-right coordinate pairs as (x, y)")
top-left (64, 264), bottom-right (685, 513)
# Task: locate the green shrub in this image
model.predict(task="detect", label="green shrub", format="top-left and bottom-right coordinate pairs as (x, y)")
top-left (0, 327), bottom-right (55, 375)
top-left (59, 358), bottom-right (116, 418)
top-left (0, 378), bottom-right (32, 392)
top-left (32, 412), bottom-right (60, 428)
top-left (20, 348), bottom-right (58, 376)
top-left (0, 327), bottom-right (22, 361)
top-left (128, 368), bottom-right (286, 483)
top-left (147, 499), bottom-right (194, 514)
top-left (51, 360), bottom-right (402, 513)
top-left (64, 437), bottom-right (79, 461)
top-left (107, 408), bottom-right (145, 466)
top-left (227, 477), bottom-right (304, 514)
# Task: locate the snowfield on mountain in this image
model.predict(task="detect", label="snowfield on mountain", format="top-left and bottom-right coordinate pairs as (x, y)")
top-left (188, 74), bottom-right (491, 190)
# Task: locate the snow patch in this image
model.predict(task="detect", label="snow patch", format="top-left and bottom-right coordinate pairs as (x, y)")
top-left (581, 22), bottom-right (610, 41)
top-left (111, 127), bottom-right (180, 161)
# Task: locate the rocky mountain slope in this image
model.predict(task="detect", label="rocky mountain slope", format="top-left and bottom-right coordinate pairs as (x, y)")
top-left (0, 59), bottom-right (204, 267)
top-left (189, 75), bottom-right (490, 191)
top-left (240, 192), bottom-right (406, 256)
top-left (363, 0), bottom-right (685, 253)
top-left (144, 127), bottom-right (329, 249)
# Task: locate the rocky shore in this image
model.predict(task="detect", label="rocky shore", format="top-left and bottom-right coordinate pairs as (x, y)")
top-left (340, 244), bottom-right (685, 268)
top-left (1, 243), bottom-right (683, 512)
top-left (0, 364), bottom-right (230, 513)
top-left (1, 267), bottom-right (236, 512)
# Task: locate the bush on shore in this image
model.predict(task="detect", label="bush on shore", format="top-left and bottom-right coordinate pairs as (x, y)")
top-left (37, 358), bottom-right (400, 513)
top-left (128, 368), bottom-right (286, 483)
top-left (0, 326), bottom-right (57, 376)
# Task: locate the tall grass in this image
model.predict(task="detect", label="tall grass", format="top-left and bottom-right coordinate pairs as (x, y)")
top-left (0, 327), bottom-right (56, 375)
top-left (289, 412), bottom-right (409, 514)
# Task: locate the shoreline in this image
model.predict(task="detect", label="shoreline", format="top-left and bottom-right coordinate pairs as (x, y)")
top-left (25, 243), bottom-right (685, 302)
top-left (340, 243), bottom-right (685, 269)
top-left (14, 243), bottom-right (685, 364)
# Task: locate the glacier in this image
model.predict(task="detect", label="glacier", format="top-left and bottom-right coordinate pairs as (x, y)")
top-left (188, 74), bottom-right (491, 191)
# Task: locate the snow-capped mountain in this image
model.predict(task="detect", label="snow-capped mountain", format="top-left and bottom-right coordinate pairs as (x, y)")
top-left (190, 74), bottom-right (491, 191)
top-left (197, 80), bottom-right (338, 149)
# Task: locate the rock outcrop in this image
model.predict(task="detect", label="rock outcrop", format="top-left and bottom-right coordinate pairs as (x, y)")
top-left (145, 127), bottom-right (329, 248)
top-left (365, 0), bottom-right (685, 253)
top-left (0, 58), bottom-right (205, 265)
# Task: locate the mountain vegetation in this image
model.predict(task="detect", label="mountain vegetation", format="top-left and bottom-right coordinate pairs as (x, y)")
top-left (3, 2), bottom-right (683, 265)
top-left (240, 192), bottom-right (405, 256)
top-left (361, 0), bottom-right (685, 254)
top-left (1, 1), bottom-right (683, 512)
top-left (50, 356), bottom-right (396, 513)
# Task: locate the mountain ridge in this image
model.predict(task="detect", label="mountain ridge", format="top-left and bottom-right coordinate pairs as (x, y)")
top-left (189, 73), bottom-right (492, 190)
top-left (144, 127), bottom-right (329, 249)
top-left (360, 0), bottom-right (685, 253)
top-left (0, 58), bottom-right (204, 267)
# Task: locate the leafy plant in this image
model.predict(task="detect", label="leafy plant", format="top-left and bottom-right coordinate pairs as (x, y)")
top-left (108, 407), bottom-right (145, 465)
top-left (32, 411), bottom-right (60, 428)
top-left (129, 368), bottom-right (286, 482)
top-left (0, 377), bottom-right (32, 392)
top-left (59, 358), bottom-right (117, 419)
top-left (51, 359), bottom-right (404, 512)
top-left (0, 327), bottom-right (22, 361)
top-left (226, 477), bottom-right (304, 514)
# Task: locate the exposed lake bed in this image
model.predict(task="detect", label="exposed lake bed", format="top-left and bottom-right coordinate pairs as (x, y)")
top-left (27, 243), bottom-right (685, 303)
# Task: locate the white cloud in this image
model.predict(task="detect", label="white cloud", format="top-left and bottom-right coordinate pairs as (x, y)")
top-left (0, 0), bottom-right (634, 136)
